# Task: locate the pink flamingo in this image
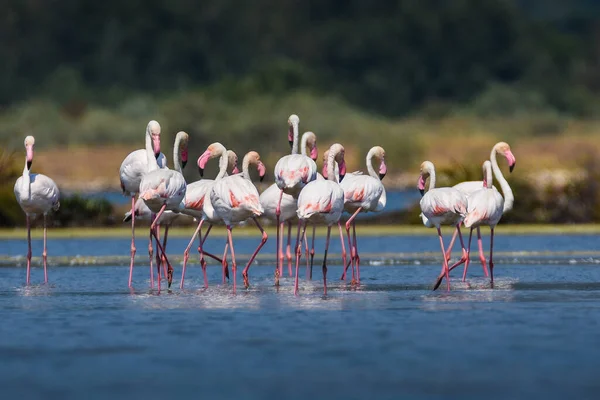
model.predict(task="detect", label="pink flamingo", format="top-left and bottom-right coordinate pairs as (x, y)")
top-left (119, 120), bottom-right (165, 288)
top-left (14, 136), bottom-right (60, 285)
top-left (272, 115), bottom-right (318, 284)
top-left (339, 146), bottom-right (387, 284)
top-left (203, 148), bottom-right (267, 292)
top-left (138, 130), bottom-right (187, 290)
top-left (294, 143), bottom-right (347, 296)
top-left (417, 161), bottom-right (468, 291)
top-left (260, 131), bottom-right (318, 276)
top-left (444, 142), bottom-right (516, 277)
top-left (179, 148), bottom-right (239, 289)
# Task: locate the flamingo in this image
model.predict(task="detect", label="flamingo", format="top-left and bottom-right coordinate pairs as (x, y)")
top-left (179, 148), bottom-right (239, 289)
top-left (417, 161), bottom-right (468, 291)
top-left (138, 128), bottom-right (187, 290)
top-left (444, 142), bottom-right (516, 276)
top-left (460, 161), bottom-right (504, 287)
top-left (14, 136), bottom-right (60, 285)
top-left (119, 120), bottom-right (165, 288)
top-left (260, 131), bottom-right (318, 277)
top-left (203, 148), bottom-right (267, 292)
top-left (294, 143), bottom-right (347, 295)
top-left (339, 146), bottom-right (387, 284)
top-left (273, 115), bottom-right (318, 284)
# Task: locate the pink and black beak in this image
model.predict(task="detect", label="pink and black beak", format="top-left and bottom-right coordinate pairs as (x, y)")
top-left (310, 144), bottom-right (318, 161)
top-left (338, 160), bottom-right (347, 182)
top-left (505, 150), bottom-right (516, 173)
top-left (379, 159), bottom-right (387, 180)
top-left (152, 135), bottom-right (161, 159)
top-left (26, 145), bottom-right (33, 170)
top-left (417, 175), bottom-right (426, 196)
top-left (232, 164), bottom-right (240, 175)
top-left (181, 149), bottom-right (188, 170)
top-left (258, 161), bottom-right (267, 182)
top-left (322, 163), bottom-right (328, 179)
top-left (288, 126), bottom-right (294, 149)
top-left (197, 149), bottom-right (212, 177)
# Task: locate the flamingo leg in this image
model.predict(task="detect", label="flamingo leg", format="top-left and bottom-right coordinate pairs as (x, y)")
top-left (161, 225), bottom-right (169, 279)
top-left (339, 222), bottom-right (349, 280)
top-left (304, 225), bottom-right (311, 280)
top-left (275, 189), bottom-right (284, 282)
top-left (181, 219), bottom-right (204, 289)
top-left (226, 225), bottom-right (237, 293)
top-left (294, 220), bottom-right (308, 296)
top-left (286, 221), bottom-right (293, 277)
top-left (43, 214), bottom-right (48, 283)
top-left (128, 195), bottom-right (136, 288)
top-left (352, 221), bottom-right (360, 283)
top-left (477, 227), bottom-right (489, 277)
top-left (447, 225), bottom-right (469, 271)
top-left (242, 218), bottom-right (268, 288)
top-left (344, 207), bottom-right (362, 284)
top-left (489, 227), bottom-right (495, 288)
top-left (155, 224), bottom-right (162, 282)
top-left (309, 224), bottom-right (316, 280)
top-left (461, 228), bottom-right (474, 281)
top-left (445, 228), bottom-right (459, 262)
top-left (322, 225), bottom-right (332, 296)
top-left (292, 220), bottom-right (302, 277)
top-left (198, 224), bottom-right (228, 278)
top-left (26, 215), bottom-right (31, 286)
top-left (278, 222), bottom-right (285, 274)
top-left (148, 214), bottom-right (155, 289)
top-left (437, 227), bottom-right (451, 291)
top-left (221, 241), bottom-right (229, 284)
top-left (150, 205), bottom-right (173, 289)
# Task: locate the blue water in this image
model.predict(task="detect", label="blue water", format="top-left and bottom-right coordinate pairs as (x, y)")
top-left (1, 234), bottom-right (600, 399)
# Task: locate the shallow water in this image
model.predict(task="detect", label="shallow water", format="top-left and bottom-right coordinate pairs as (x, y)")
top-left (1, 234), bottom-right (600, 399)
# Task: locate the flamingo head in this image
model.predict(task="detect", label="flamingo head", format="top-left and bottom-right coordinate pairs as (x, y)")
top-left (482, 160), bottom-right (492, 188)
top-left (329, 143), bottom-right (346, 182)
top-left (245, 151), bottom-right (267, 182)
top-left (495, 142), bottom-right (516, 173)
top-left (24, 135), bottom-right (35, 170)
top-left (303, 131), bottom-right (318, 161)
top-left (198, 142), bottom-right (225, 177)
top-left (258, 161), bottom-right (266, 182)
top-left (373, 146), bottom-right (387, 180)
top-left (287, 114), bottom-right (299, 148)
top-left (147, 120), bottom-right (161, 158)
top-left (177, 131), bottom-right (189, 169)
top-left (227, 150), bottom-right (239, 174)
top-left (418, 161), bottom-right (434, 196)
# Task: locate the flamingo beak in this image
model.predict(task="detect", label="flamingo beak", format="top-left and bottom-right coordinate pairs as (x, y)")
top-left (379, 159), bottom-right (387, 180)
top-left (288, 126), bottom-right (294, 149)
top-left (26, 145), bottom-right (33, 170)
top-left (258, 161), bottom-right (266, 182)
top-left (181, 149), bottom-right (188, 170)
top-left (338, 160), bottom-right (346, 182)
top-left (232, 165), bottom-right (240, 175)
top-left (417, 175), bottom-right (426, 196)
top-left (310, 145), bottom-right (318, 161)
top-left (505, 150), bottom-right (516, 173)
top-left (322, 164), bottom-right (328, 179)
top-left (152, 135), bottom-right (161, 158)
top-left (197, 149), bottom-right (212, 177)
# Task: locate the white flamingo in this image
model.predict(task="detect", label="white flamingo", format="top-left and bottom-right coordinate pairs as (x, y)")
top-left (260, 131), bottom-right (318, 276)
top-left (14, 136), bottom-right (60, 285)
top-left (119, 120), bottom-right (165, 288)
top-left (179, 148), bottom-right (239, 289)
top-left (272, 115), bottom-right (318, 283)
top-left (461, 160), bottom-right (504, 287)
top-left (339, 146), bottom-right (387, 284)
top-left (418, 161), bottom-right (468, 291)
top-left (445, 142), bottom-right (516, 276)
top-left (203, 149), bottom-right (267, 292)
top-left (294, 143), bottom-right (347, 296)
top-left (138, 129), bottom-right (187, 290)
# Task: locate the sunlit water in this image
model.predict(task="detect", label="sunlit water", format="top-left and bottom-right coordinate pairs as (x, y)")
top-left (1, 234), bottom-right (600, 399)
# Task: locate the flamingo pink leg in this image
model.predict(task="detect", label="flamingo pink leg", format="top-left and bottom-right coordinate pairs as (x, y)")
top-left (292, 220), bottom-right (302, 277)
top-left (321, 225), bottom-right (332, 296)
top-left (294, 221), bottom-right (308, 296)
top-left (437, 227), bottom-right (451, 291)
top-left (128, 195), bottom-right (136, 288)
top-left (344, 207), bottom-right (362, 284)
top-left (25, 215), bottom-right (31, 286)
top-left (275, 189), bottom-right (284, 283)
top-left (226, 225), bottom-right (237, 293)
top-left (181, 219), bottom-right (204, 289)
top-left (447, 225), bottom-right (469, 272)
top-left (352, 221), bottom-right (361, 283)
top-left (339, 222), bottom-right (349, 280)
top-left (435, 227), bottom-right (468, 290)
top-left (221, 241), bottom-right (229, 284)
top-left (161, 226), bottom-right (169, 279)
top-left (445, 228), bottom-right (459, 261)
top-left (43, 214), bottom-right (48, 283)
top-left (461, 228), bottom-right (474, 281)
top-left (477, 227), bottom-right (489, 277)
top-left (242, 217), bottom-right (268, 288)
top-left (489, 228), bottom-right (495, 288)
top-left (149, 205), bottom-right (174, 289)
top-left (277, 222), bottom-right (285, 272)
top-left (286, 221), bottom-right (293, 276)
top-left (309, 224), bottom-right (316, 280)
top-left (304, 225), bottom-right (312, 280)
top-left (155, 224), bottom-right (162, 281)
top-left (148, 215), bottom-right (155, 289)
top-left (198, 224), bottom-right (228, 277)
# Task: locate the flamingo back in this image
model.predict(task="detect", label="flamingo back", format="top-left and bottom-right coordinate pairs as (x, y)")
top-left (180, 179), bottom-right (215, 218)
top-left (14, 173), bottom-right (60, 216)
top-left (274, 154), bottom-right (317, 195)
top-left (340, 174), bottom-right (384, 213)
top-left (211, 175), bottom-right (264, 225)
top-left (420, 187), bottom-right (467, 227)
top-left (463, 187), bottom-right (504, 228)
top-left (139, 169), bottom-right (186, 213)
top-left (296, 180), bottom-right (344, 225)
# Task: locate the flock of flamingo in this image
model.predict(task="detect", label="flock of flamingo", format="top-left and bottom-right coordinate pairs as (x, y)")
top-left (13, 114), bottom-right (515, 294)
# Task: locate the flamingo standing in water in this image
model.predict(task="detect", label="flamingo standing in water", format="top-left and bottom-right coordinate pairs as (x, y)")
top-left (138, 129), bottom-right (187, 290)
top-left (14, 136), bottom-right (60, 285)
top-left (179, 148), bottom-right (239, 289)
top-left (418, 161), bottom-right (468, 291)
top-left (204, 149), bottom-right (267, 292)
top-left (273, 115), bottom-right (318, 284)
top-left (260, 131), bottom-right (318, 276)
top-left (444, 142), bottom-right (516, 277)
top-left (119, 120), bottom-right (165, 287)
top-left (295, 143), bottom-right (347, 295)
top-left (339, 146), bottom-right (387, 284)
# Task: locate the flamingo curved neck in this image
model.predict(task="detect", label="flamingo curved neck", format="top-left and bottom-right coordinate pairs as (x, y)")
top-left (173, 135), bottom-right (182, 173)
top-left (427, 167), bottom-right (436, 191)
top-left (484, 162), bottom-right (493, 189)
top-left (145, 130), bottom-right (158, 172)
top-left (326, 151), bottom-right (337, 182)
top-left (300, 133), bottom-right (308, 157)
top-left (490, 149), bottom-right (513, 212)
top-left (241, 155), bottom-right (251, 180)
top-left (291, 124), bottom-right (299, 155)
top-left (21, 156), bottom-right (31, 198)
top-left (215, 145), bottom-right (229, 181)
top-left (366, 148), bottom-right (378, 179)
